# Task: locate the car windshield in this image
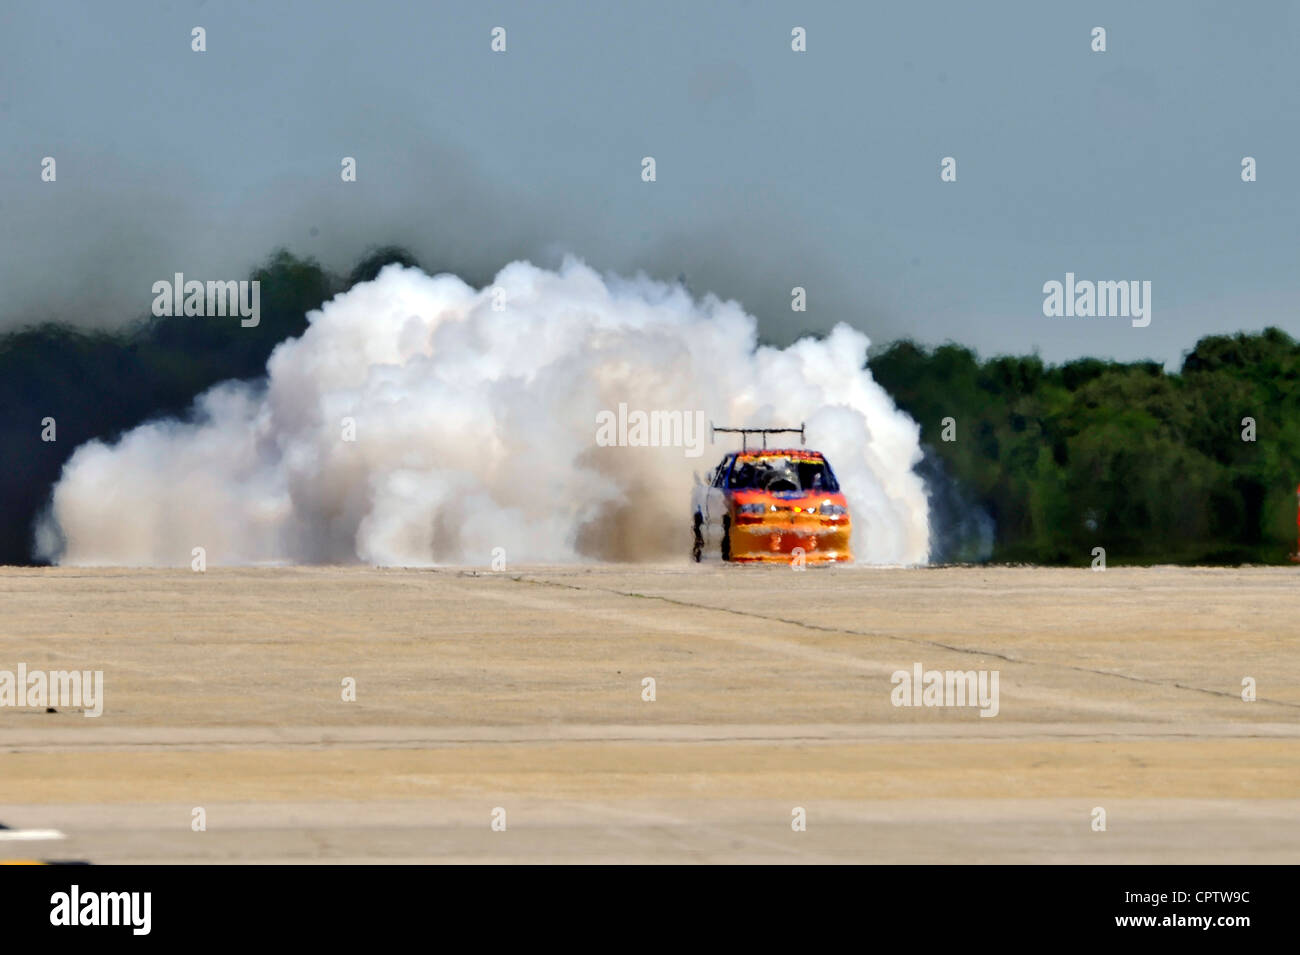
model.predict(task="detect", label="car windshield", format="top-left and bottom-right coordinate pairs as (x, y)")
top-left (728, 457), bottom-right (838, 493)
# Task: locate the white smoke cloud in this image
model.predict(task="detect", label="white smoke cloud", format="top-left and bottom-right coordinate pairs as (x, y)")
top-left (37, 259), bottom-right (930, 566)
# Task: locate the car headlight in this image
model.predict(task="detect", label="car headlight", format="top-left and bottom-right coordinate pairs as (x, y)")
top-left (820, 503), bottom-right (847, 517)
top-left (737, 503), bottom-right (767, 516)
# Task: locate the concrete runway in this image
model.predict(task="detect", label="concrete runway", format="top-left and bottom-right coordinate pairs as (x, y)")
top-left (1, 564), bottom-right (1297, 863)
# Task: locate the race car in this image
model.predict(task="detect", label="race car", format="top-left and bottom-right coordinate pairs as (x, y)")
top-left (691, 425), bottom-right (852, 563)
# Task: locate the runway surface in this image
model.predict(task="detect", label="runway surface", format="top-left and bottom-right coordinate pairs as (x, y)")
top-left (1, 564), bottom-right (1297, 863)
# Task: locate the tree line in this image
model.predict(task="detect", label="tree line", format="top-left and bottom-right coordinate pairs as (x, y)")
top-left (3, 244), bottom-right (1295, 566)
top-left (868, 330), bottom-right (1300, 564)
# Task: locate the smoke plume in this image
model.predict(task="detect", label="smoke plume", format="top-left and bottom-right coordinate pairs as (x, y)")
top-left (37, 259), bottom-right (930, 566)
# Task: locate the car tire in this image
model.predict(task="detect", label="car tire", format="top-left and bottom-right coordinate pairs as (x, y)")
top-left (692, 513), bottom-right (704, 563)
top-left (721, 516), bottom-right (731, 561)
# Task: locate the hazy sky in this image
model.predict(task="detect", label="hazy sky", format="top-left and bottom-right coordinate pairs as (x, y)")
top-left (3, 0), bottom-right (1297, 366)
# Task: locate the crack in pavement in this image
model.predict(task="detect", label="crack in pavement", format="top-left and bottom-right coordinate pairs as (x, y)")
top-left (509, 572), bottom-right (1300, 712)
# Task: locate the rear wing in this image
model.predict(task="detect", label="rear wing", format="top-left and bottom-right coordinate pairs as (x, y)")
top-left (710, 423), bottom-right (805, 451)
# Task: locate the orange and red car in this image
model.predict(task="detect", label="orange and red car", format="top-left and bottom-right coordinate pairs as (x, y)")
top-left (692, 443), bottom-right (852, 563)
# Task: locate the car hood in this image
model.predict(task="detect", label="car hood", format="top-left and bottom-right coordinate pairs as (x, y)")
top-left (727, 488), bottom-right (849, 510)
